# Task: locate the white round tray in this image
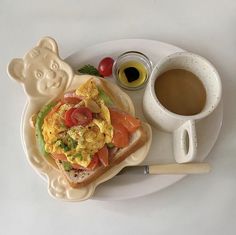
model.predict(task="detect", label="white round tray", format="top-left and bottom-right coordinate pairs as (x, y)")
top-left (66, 39), bottom-right (223, 200)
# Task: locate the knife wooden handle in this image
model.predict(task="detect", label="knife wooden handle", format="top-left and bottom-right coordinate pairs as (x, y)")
top-left (148, 163), bottom-right (210, 175)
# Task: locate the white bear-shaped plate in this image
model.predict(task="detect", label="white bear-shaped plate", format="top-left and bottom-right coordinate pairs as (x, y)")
top-left (7, 37), bottom-right (152, 201)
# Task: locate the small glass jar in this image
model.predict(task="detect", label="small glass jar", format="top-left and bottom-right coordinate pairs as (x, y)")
top-left (112, 51), bottom-right (153, 90)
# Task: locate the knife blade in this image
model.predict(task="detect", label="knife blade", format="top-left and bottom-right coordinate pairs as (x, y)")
top-left (118, 163), bottom-right (210, 175)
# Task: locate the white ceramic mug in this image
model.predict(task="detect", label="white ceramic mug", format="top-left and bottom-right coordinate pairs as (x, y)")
top-left (143, 52), bottom-right (222, 163)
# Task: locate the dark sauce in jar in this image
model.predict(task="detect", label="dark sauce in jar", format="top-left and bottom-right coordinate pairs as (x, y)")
top-left (117, 61), bottom-right (148, 88)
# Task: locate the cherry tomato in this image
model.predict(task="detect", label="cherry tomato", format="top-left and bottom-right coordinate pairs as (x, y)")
top-left (112, 123), bottom-right (130, 148)
top-left (87, 154), bottom-right (99, 170)
top-left (97, 145), bottom-right (109, 167)
top-left (109, 108), bottom-right (141, 133)
top-left (64, 107), bottom-right (92, 127)
top-left (64, 108), bottom-right (77, 127)
top-left (98, 57), bottom-right (114, 77)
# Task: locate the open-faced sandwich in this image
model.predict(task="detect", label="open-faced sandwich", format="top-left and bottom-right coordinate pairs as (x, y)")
top-left (34, 77), bottom-right (149, 188)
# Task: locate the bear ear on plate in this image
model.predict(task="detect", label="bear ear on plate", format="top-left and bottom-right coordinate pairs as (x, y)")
top-left (37, 37), bottom-right (58, 55)
top-left (7, 58), bottom-right (25, 83)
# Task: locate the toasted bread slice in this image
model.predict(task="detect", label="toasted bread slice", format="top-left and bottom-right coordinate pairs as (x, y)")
top-left (34, 75), bottom-right (150, 188)
top-left (55, 124), bottom-right (148, 188)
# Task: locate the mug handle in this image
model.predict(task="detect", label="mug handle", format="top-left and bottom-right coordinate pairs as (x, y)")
top-left (173, 120), bottom-right (197, 163)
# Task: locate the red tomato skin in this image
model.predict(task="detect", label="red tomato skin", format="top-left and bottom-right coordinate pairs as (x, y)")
top-left (64, 107), bottom-right (92, 127)
top-left (64, 108), bottom-right (77, 127)
top-left (71, 107), bottom-right (92, 126)
top-left (98, 57), bottom-right (114, 77)
top-left (97, 145), bottom-right (109, 167)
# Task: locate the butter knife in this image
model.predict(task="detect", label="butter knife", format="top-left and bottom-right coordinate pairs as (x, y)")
top-left (118, 163), bottom-right (211, 175)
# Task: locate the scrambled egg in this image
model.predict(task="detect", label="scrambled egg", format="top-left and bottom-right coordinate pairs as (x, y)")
top-left (76, 79), bottom-right (99, 99)
top-left (42, 79), bottom-right (113, 168)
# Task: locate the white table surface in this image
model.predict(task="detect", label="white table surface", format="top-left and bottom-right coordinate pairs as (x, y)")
top-left (1, 0), bottom-right (236, 234)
